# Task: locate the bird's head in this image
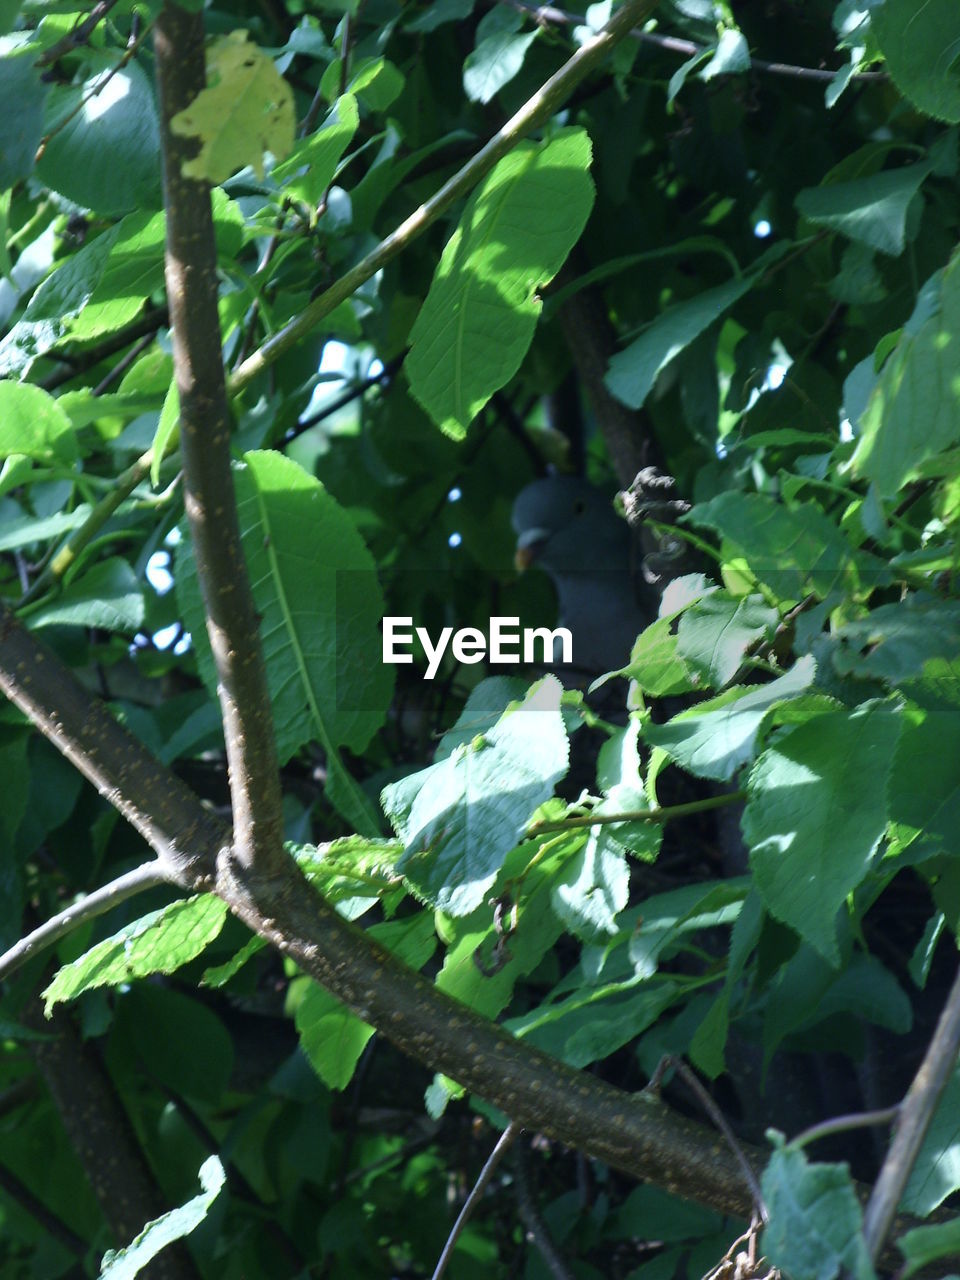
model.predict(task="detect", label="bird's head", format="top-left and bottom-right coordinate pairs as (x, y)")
top-left (511, 476), bottom-right (628, 576)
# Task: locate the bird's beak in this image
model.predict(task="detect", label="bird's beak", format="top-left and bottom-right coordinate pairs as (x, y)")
top-left (514, 528), bottom-right (549, 572)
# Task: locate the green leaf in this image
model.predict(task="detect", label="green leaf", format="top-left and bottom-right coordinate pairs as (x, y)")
top-left (871, 0), bottom-right (960, 124)
top-left (898, 1214), bottom-right (960, 1278)
top-left (30, 558), bottom-right (144, 633)
top-left (688, 491), bottom-right (883, 600)
top-left (890, 708), bottom-right (960, 858)
top-left (645, 654), bottom-right (817, 782)
top-left (100, 1156), bottom-right (226, 1279)
top-left (42, 895), bottom-right (228, 1012)
top-left (0, 381), bottom-right (77, 463)
top-left (0, 194), bottom-right (240, 376)
top-left (406, 127), bottom-right (595, 438)
top-left (343, 56), bottom-right (405, 111)
top-left (0, 505), bottom-right (93, 554)
top-left (761, 1138), bottom-right (876, 1280)
top-left (435, 836), bottom-right (568, 1017)
top-left (851, 253), bottom-right (960, 496)
top-left (615, 615), bottom-right (699, 696)
top-left (700, 27), bottom-right (750, 81)
top-left (505, 974), bottom-right (679, 1069)
top-left (605, 275), bottom-right (753, 410)
top-left (550, 836), bottom-right (628, 941)
top-left (382, 677), bottom-right (569, 915)
top-left (796, 164), bottom-right (929, 257)
top-left (177, 451), bottom-right (393, 834)
top-left (295, 913), bottom-right (436, 1089)
top-left (463, 8), bottom-right (538, 106)
top-left (37, 58), bottom-right (162, 215)
top-left (0, 38), bottom-right (48, 188)
top-left (763, 948), bottom-right (911, 1063)
top-left (293, 835), bottom-right (402, 920)
top-left (628, 879), bottom-right (747, 979)
top-left (171, 31), bottom-right (294, 183)
top-left (405, 0), bottom-right (475, 31)
top-left (744, 700), bottom-right (902, 964)
top-left (830, 597), bottom-right (960, 685)
top-left (273, 93), bottom-right (358, 206)
top-left (150, 379), bottom-right (179, 487)
top-left (676, 592), bottom-right (779, 687)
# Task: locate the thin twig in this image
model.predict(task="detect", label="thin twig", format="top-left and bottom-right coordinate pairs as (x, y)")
top-left (91, 331), bottom-right (156, 396)
top-left (19, 449), bottom-right (156, 604)
top-left (35, 0), bottom-right (121, 67)
top-left (431, 1123), bottom-right (520, 1280)
top-left (526, 789), bottom-right (747, 837)
top-left (514, 1139), bottom-right (575, 1280)
top-left (791, 1106), bottom-right (900, 1151)
top-left (0, 861), bottom-right (171, 986)
top-left (653, 1055), bottom-right (767, 1221)
top-left (281, 355), bottom-right (403, 445)
top-left (39, 305), bottom-right (169, 392)
top-left (863, 963), bottom-right (960, 1260)
top-left (229, 0), bottom-right (659, 393)
top-left (508, 0), bottom-right (887, 83)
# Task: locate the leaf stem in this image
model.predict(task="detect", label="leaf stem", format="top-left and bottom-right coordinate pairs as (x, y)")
top-left (526, 789), bottom-right (747, 836)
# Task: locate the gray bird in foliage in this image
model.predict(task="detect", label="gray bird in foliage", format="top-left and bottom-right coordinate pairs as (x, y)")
top-left (511, 475), bottom-right (655, 678)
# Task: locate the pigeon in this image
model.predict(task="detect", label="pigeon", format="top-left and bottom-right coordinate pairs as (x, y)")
top-left (511, 475), bottom-right (655, 679)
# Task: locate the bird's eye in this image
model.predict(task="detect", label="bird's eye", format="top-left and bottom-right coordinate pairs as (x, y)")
top-left (572, 499), bottom-right (587, 514)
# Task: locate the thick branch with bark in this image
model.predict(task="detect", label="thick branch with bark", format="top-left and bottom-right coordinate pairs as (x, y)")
top-left (154, 1), bottom-right (286, 880)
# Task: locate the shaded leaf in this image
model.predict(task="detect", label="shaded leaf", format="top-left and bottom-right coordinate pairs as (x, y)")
top-left (463, 8), bottom-right (538, 105)
top-left (605, 275), bottom-right (753, 410)
top-left (871, 0), bottom-right (960, 123)
top-left (37, 59), bottom-right (161, 215)
top-left (761, 1138), bottom-right (876, 1280)
top-left (688, 491), bottom-right (884, 601)
top-left (0, 37), bottom-right (48, 188)
top-left (796, 164), bottom-right (929, 257)
top-left (31, 558), bottom-right (144, 633)
top-left (851, 253), bottom-right (960, 496)
top-left (645, 655), bottom-right (816, 782)
top-left (890, 708), bottom-right (960, 858)
top-left (745, 700), bottom-right (902, 964)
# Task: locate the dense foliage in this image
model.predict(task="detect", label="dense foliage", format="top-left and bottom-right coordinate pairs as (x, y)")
top-left (1, 1), bottom-right (960, 1277)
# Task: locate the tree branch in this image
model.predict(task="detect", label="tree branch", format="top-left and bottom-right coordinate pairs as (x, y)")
top-left (862, 962), bottom-right (960, 1261)
top-left (155, 0), bottom-right (287, 880)
top-left (507, 1), bottom-right (887, 84)
top-left (228, 0), bottom-right (660, 393)
top-left (21, 997), bottom-right (201, 1280)
top-left (0, 861), bottom-right (170, 985)
top-left (0, 603), bottom-right (223, 888)
top-left (35, 0), bottom-right (121, 67)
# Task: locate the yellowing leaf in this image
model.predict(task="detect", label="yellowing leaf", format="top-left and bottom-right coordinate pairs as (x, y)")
top-left (171, 30), bottom-right (294, 183)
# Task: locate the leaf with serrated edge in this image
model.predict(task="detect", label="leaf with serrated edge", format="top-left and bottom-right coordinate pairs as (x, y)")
top-left (43, 896), bottom-right (228, 1013)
